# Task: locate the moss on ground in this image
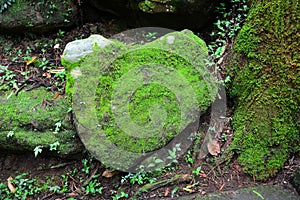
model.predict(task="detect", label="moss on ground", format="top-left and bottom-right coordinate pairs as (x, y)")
top-left (226, 0), bottom-right (300, 180)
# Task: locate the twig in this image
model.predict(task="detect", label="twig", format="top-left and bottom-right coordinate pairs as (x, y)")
top-left (135, 174), bottom-right (192, 196)
top-left (40, 192), bottom-right (55, 200)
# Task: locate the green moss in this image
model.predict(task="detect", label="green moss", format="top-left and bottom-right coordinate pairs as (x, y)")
top-left (96, 48), bottom-right (212, 153)
top-left (0, 88), bottom-right (82, 156)
top-left (138, 0), bottom-right (176, 13)
top-left (226, 0), bottom-right (300, 180)
top-left (0, 88), bottom-right (72, 131)
top-left (71, 31), bottom-right (216, 170)
top-left (0, 0), bottom-right (74, 32)
top-left (63, 41), bottom-right (127, 100)
top-left (0, 130), bottom-right (79, 156)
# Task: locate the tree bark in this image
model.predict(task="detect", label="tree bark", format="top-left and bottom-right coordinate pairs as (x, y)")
top-left (225, 0), bottom-right (300, 180)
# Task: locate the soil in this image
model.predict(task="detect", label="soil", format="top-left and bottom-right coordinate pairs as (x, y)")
top-left (0, 19), bottom-right (299, 199)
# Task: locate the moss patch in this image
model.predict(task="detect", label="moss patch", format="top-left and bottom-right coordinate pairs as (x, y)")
top-left (0, 88), bottom-right (82, 156)
top-left (71, 31), bottom-right (217, 170)
top-left (0, 88), bottom-right (72, 131)
top-left (226, 0), bottom-right (300, 180)
top-left (0, 0), bottom-right (76, 33)
top-left (95, 48), bottom-right (212, 153)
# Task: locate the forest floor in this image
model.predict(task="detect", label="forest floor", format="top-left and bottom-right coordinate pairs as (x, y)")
top-left (0, 19), bottom-right (299, 199)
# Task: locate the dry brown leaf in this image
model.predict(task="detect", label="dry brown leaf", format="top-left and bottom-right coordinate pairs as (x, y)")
top-left (164, 188), bottom-right (170, 196)
top-left (207, 139), bottom-right (220, 156)
top-left (181, 174), bottom-right (191, 181)
top-left (199, 173), bottom-right (208, 178)
top-left (102, 169), bottom-right (114, 178)
top-left (219, 183), bottom-right (225, 191)
top-left (48, 68), bottom-right (65, 74)
top-left (26, 56), bottom-right (37, 66)
top-left (53, 44), bottom-right (60, 49)
top-left (54, 92), bottom-right (61, 100)
top-left (42, 72), bottom-right (51, 78)
top-left (7, 176), bottom-right (16, 193)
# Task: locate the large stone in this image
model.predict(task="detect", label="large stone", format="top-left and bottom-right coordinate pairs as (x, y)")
top-left (62, 34), bottom-right (112, 65)
top-left (83, 0), bottom-right (221, 30)
top-left (0, 0), bottom-right (78, 34)
top-left (61, 34), bottom-right (117, 99)
top-left (291, 167), bottom-right (300, 194)
top-left (177, 185), bottom-right (299, 200)
top-left (62, 30), bottom-right (218, 171)
top-left (0, 88), bottom-right (83, 157)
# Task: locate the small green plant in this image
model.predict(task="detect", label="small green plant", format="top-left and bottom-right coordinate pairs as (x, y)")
top-left (7, 130), bottom-right (14, 138)
top-left (53, 121), bottom-right (62, 134)
top-left (0, 0), bottom-right (15, 13)
top-left (57, 29), bottom-right (65, 37)
top-left (33, 145), bottom-right (43, 157)
top-left (34, 57), bottom-right (49, 70)
top-left (167, 143), bottom-right (181, 164)
top-left (121, 167), bottom-right (156, 185)
top-left (184, 149), bottom-right (194, 166)
top-left (147, 157), bottom-right (164, 171)
top-left (0, 65), bottom-right (17, 91)
top-left (111, 190), bottom-right (129, 200)
top-left (192, 166), bottom-right (202, 176)
top-left (171, 186), bottom-right (179, 198)
top-left (60, 174), bottom-right (70, 193)
top-left (204, 0), bottom-right (249, 78)
top-left (49, 141), bottom-right (60, 151)
top-left (48, 185), bottom-right (61, 193)
top-left (83, 179), bottom-right (103, 196)
top-left (0, 173), bottom-right (42, 199)
top-left (82, 159), bottom-right (90, 174)
top-left (143, 32), bottom-right (157, 39)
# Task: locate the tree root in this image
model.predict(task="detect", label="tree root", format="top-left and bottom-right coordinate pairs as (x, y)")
top-left (135, 174), bottom-right (192, 196)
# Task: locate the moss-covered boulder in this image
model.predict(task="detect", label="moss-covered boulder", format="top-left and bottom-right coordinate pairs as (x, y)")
top-left (85, 0), bottom-right (220, 30)
top-left (226, 0), bottom-right (300, 180)
top-left (63, 30), bottom-right (218, 171)
top-left (0, 88), bottom-right (83, 157)
top-left (0, 0), bottom-right (78, 34)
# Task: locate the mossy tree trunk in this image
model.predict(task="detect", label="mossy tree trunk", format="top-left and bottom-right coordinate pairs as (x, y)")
top-left (226, 0), bottom-right (299, 180)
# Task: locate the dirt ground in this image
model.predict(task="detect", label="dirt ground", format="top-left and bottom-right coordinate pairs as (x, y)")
top-left (0, 19), bottom-right (299, 199)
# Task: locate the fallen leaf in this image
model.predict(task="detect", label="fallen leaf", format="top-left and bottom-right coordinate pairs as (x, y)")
top-left (42, 72), bottom-right (51, 78)
top-left (7, 176), bottom-right (15, 193)
top-left (199, 173), bottom-right (208, 178)
top-left (68, 192), bottom-right (77, 197)
top-left (207, 139), bottom-right (220, 156)
top-left (54, 92), bottom-right (61, 100)
top-left (219, 183), bottom-right (225, 191)
top-left (26, 56), bottom-right (37, 66)
top-left (53, 44), bottom-right (60, 49)
top-left (183, 187), bottom-right (194, 193)
top-left (102, 169), bottom-right (114, 178)
top-left (164, 188), bottom-right (170, 196)
top-left (181, 174), bottom-right (191, 181)
top-left (48, 68), bottom-right (65, 74)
